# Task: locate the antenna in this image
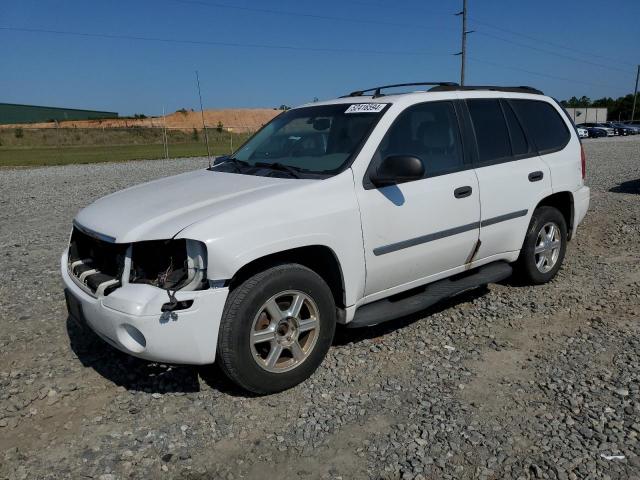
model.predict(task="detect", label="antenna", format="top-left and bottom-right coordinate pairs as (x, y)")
top-left (195, 70), bottom-right (212, 167)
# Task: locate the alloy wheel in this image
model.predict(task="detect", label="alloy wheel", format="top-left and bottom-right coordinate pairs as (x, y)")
top-left (249, 290), bottom-right (320, 373)
top-left (534, 222), bottom-right (562, 273)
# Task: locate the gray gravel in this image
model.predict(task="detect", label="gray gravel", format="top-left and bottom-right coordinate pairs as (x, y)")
top-left (1, 136), bottom-right (639, 479)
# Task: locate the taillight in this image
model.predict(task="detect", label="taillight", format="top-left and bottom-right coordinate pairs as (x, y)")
top-left (580, 144), bottom-right (586, 180)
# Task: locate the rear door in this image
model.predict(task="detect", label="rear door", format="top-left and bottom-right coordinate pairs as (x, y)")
top-left (465, 98), bottom-right (553, 260)
top-left (510, 98), bottom-right (576, 193)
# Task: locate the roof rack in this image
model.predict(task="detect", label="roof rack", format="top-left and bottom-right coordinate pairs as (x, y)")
top-left (428, 85), bottom-right (544, 95)
top-left (342, 82), bottom-right (459, 98)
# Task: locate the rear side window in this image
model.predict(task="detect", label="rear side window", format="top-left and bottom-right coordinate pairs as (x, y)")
top-left (502, 101), bottom-right (530, 156)
top-left (510, 100), bottom-right (570, 153)
top-left (467, 99), bottom-right (511, 164)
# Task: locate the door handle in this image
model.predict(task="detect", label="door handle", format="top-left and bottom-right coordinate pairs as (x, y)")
top-left (454, 186), bottom-right (473, 198)
top-left (528, 171), bottom-right (544, 182)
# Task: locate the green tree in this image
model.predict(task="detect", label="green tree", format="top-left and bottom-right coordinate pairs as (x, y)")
top-left (216, 121), bottom-right (224, 132)
top-left (560, 93), bottom-right (639, 121)
top-left (591, 97), bottom-right (614, 108)
top-left (192, 128), bottom-right (199, 141)
top-left (578, 96), bottom-right (592, 107)
top-left (14, 128), bottom-right (24, 139)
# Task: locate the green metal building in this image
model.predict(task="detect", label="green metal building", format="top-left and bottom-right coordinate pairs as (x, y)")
top-left (0, 103), bottom-right (118, 124)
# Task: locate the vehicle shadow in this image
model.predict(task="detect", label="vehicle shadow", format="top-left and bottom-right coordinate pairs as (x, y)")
top-left (609, 179), bottom-right (640, 194)
top-left (66, 316), bottom-right (246, 396)
top-left (333, 286), bottom-right (488, 346)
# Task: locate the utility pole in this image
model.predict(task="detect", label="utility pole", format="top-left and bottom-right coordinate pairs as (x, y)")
top-left (632, 64), bottom-right (639, 121)
top-left (455, 0), bottom-right (473, 86)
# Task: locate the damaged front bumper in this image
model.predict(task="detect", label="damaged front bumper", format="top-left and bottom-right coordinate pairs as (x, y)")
top-left (61, 250), bottom-right (228, 365)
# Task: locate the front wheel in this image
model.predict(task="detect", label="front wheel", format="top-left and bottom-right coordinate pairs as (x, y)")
top-left (217, 263), bottom-right (336, 394)
top-left (514, 206), bottom-right (567, 285)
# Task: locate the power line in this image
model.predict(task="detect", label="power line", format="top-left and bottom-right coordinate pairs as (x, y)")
top-left (164, 0), bottom-right (635, 76)
top-left (468, 56), bottom-right (623, 91)
top-left (330, 0), bottom-right (452, 16)
top-left (468, 16), bottom-right (636, 69)
top-left (167, 0), bottom-right (457, 33)
top-left (475, 30), bottom-right (635, 75)
top-left (0, 26), bottom-right (449, 57)
top-left (336, 0), bottom-right (637, 70)
top-left (1, 25), bottom-right (630, 94)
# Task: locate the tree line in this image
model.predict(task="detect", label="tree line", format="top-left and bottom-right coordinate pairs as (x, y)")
top-left (560, 93), bottom-right (637, 121)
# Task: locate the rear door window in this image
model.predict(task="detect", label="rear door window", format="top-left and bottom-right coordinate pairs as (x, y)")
top-left (467, 99), bottom-right (511, 164)
top-left (510, 100), bottom-right (570, 154)
top-left (501, 101), bottom-right (530, 156)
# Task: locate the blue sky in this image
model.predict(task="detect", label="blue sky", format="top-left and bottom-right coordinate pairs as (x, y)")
top-left (1, 0), bottom-right (638, 115)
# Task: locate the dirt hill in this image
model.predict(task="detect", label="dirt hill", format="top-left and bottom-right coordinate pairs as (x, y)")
top-left (3, 108), bottom-right (281, 132)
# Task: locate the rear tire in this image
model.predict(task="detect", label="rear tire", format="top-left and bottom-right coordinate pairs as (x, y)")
top-left (514, 206), bottom-right (567, 285)
top-left (217, 263), bottom-right (336, 394)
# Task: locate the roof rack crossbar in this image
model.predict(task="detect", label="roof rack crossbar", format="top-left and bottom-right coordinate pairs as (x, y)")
top-left (343, 82), bottom-right (460, 98)
top-left (428, 85), bottom-right (544, 95)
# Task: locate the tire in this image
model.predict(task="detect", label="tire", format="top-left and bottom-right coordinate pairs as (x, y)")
top-left (514, 206), bottom-right (567, 285)
top-left (217, 263), bottom-right (336, 394)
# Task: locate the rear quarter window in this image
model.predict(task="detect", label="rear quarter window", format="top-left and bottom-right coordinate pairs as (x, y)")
top-left (510, 99), bottom-right (570, 154)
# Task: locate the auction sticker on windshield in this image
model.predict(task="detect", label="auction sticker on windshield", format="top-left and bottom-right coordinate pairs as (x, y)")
top-left (345, 103), bottom-right (386, 113)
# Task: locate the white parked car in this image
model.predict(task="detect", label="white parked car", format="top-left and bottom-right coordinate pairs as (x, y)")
top-left (62, 82), bottom-right (590, 393)
top-left (577, 127), bottom-right (589, 139)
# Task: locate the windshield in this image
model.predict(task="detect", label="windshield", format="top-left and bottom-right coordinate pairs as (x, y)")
top-left (219, 103), bottom-right (388, 177)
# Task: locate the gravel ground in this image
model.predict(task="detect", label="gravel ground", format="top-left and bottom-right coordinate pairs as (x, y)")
top-left (1, 137), bottom-right (639, 480)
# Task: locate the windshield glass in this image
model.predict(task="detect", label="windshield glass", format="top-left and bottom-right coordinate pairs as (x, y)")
top-left (226, 103), bottom-right (388, 176)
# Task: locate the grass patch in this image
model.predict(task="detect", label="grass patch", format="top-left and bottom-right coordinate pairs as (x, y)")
top-left (0, 143), bottom-right (236, 167)
top-left (0, 128), bottom-right (253, 167)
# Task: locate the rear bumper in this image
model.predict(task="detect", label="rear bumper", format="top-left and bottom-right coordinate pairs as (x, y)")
top-left (573, 185), bottom-right (590, 235)
top-left (61, 251), bottom-right (228, 365)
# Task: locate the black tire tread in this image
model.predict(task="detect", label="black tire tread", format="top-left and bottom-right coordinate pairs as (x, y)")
top-left (216, 263), bottom-right (334, 394)
top-left (515, 206), bottom-right (567, 285)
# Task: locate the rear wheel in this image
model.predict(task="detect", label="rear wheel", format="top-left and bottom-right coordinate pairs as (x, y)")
top-left (514, 206), bottom-right (567, 285)
top-left (217, 263), bottom-right (336, 394)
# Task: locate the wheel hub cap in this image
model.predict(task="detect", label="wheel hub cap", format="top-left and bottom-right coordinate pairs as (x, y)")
top-left (276, 317), bottom-right (299, 347)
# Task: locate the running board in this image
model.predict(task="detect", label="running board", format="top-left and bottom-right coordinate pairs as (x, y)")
top-left (347, 261), bottom-right (513, 328)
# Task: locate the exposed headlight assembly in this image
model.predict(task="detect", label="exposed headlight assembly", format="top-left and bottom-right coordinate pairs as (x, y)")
top-left (129, 239), bottom-right (207, 292)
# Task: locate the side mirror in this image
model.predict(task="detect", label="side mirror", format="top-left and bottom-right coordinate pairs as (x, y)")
top-left (370, 155), bottom-right (425, 187)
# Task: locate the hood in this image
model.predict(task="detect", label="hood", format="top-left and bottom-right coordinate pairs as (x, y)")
top-left (74, 169), bottom-right (310, 243)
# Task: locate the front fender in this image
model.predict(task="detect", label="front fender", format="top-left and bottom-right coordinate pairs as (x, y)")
top-left (175, 170), bottom-right (366, 307)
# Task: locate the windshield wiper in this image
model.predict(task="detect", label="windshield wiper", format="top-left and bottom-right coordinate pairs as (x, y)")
top-left (255, 162), bottom-right (303, 179)
top-left (209, 156), bottom-right (249, 172)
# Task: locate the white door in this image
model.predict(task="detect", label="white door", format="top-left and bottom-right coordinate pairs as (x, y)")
top-left (465, 98), bottom-right (553, 259)
top-left (356, 100), bottom-right (481, 297)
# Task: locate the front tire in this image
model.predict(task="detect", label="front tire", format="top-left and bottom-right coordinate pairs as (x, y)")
top-left (514, 206), bottom-right (567, 285)
top-left (217, 263), bottom-right (336, 394)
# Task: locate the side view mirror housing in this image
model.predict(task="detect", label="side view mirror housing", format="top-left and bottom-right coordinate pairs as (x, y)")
top-left (370, 155), bottom-right (425, 187)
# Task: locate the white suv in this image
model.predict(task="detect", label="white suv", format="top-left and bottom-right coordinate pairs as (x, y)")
top-left (61, 82), bottom-right (590, 393)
